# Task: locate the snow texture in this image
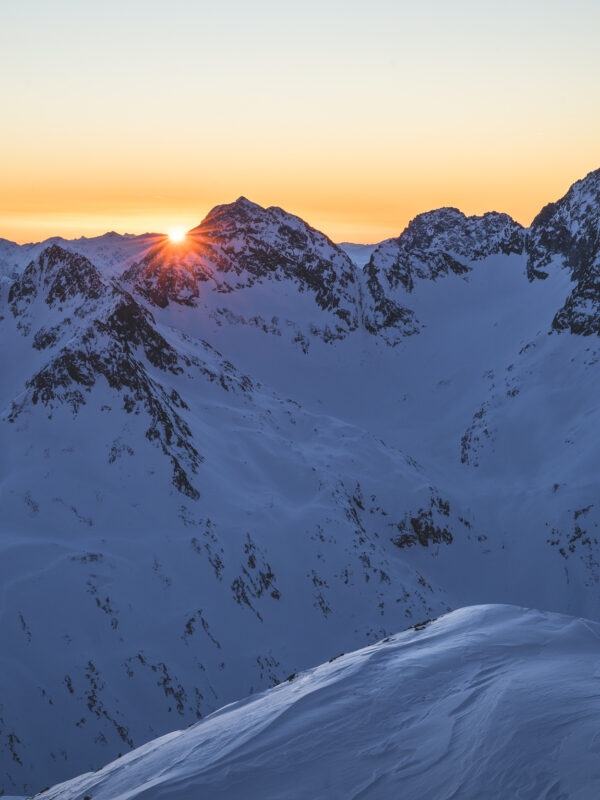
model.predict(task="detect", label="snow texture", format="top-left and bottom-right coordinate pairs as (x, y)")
top-left (37, 605), bottom-right (600, 800)
top-left (2, 171), bottom-right (600, 793)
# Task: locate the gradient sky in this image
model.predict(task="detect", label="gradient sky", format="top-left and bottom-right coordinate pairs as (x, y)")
top-left (2, 0), bottom-right (600, 243)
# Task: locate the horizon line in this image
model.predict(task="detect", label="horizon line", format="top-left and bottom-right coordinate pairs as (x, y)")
top-left (3, 164), bottom-right (598, 247)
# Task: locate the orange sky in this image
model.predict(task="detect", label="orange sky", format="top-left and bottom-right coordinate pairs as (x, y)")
top-left (2, 0), bottom-right (600, 244)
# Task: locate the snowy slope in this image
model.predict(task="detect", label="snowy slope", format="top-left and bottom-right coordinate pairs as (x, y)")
top-left (337, 241), bottom-right (379, 268)
top-left (0, 231), bottom-right (159, 282)
top-left (36, 605), bottom-right (600, 800)
top-left (0, 243), bottom-right (465, 794)
top-left (122, 197), bottom-right (365, 351)
top-left (361, 207), bottom-right (524, 343)
top-left (3, 171), bottom-right (600, 792)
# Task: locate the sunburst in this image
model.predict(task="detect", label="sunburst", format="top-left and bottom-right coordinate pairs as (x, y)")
top-left (168, 228), bottom-right (186, 243)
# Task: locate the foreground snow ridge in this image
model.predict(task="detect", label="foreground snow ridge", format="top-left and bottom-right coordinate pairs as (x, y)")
top-left (38, 605), bottom-right (600, 800)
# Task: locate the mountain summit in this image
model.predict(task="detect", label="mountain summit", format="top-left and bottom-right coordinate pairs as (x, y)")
top-left (3, 169), bottom-right (600, 793)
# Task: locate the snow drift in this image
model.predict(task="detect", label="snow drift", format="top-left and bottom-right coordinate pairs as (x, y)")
top-left (36, 605), bottom-right (600, 800)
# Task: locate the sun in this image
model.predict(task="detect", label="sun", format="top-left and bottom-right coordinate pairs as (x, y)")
top-left (168, 228), bottom-right (186, 243)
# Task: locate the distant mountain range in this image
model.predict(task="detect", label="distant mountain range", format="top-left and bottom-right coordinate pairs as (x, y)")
top-left (3, 168), bottom-right (600, 794)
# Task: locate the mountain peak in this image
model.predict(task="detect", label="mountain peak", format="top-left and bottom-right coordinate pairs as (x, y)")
top-left (123, 196), bottom-right (361, 334)
top-left (191, 196), bottom-right (267, 233)
top-left (362, 204), bottom-right (524, 307)
top-left (8, 244), bottom-right (106, 316)
top-left (398, 206), bottom-right (522, 250)
top-left (569, 166), bottom-right (600, 195)
top-left (527, 165), bottom-right (600, 283)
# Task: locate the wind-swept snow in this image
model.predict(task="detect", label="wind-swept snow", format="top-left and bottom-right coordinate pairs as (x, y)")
top-left (37, 605), bottom-right (600, 800)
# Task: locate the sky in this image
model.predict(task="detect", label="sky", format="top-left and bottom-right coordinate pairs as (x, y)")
top-left (2, 0), bottom-right (600, 244)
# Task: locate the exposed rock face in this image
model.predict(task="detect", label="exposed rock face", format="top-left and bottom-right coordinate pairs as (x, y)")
top-left (527, 169), bottom-right (600, 281)
top-left (369, 208), bottom-right (524, 291)
top-left (122, 202), bottom-right (529, 348)
top-left (124, 198), bottom-right (361, 341)
top-left (9, 243), bottom-right (106, 318)
top-left (6, 245), bottom-right (255, 499)
top-left (361, 208), bottom-right (525, 342)
top-left (527, 169), bottom-right (600, 335)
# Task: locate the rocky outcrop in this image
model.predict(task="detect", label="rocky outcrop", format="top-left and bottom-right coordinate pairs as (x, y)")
top-left (361, 208), bottom-right (524, 342)
top-left (124, 198), bottom-right (361, 342)
top-left (527, 169), bottom-right (600, 336)
top-left (6, 246), bottom-right (254, 498)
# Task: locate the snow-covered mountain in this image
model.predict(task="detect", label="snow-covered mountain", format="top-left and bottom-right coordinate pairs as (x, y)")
top-left (3, 169), bottom-right (600, 794)
top-left (35, 605), bottom-right (600, 800)
top-left (0, 231), bottom-right (159, 280)
top-left (0, 231), bottom-right (461, 795)
top-left (123, 198), bottom-right (360, 340)
top-left (362, 207), bottom-right (525, 342)
top-left (527, 167), bottom-right (600, 334)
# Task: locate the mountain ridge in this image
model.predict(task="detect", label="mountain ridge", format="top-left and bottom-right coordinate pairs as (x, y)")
top-left (3, 167), bottom-right (600, 793)
top-left (34, 604), bottom-right (600, 800)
